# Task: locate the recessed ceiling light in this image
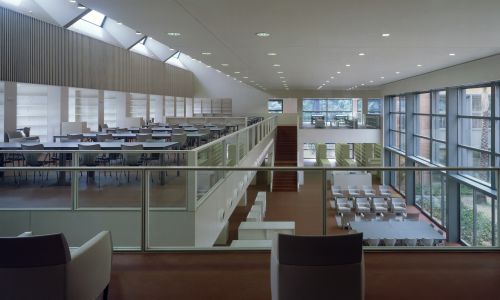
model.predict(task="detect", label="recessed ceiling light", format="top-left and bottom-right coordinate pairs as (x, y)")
top-left (135, 31), bottom-right (142, 35)
top-left (206, 65), bottom-right (211, 68)
top-left (277, 71), bottom-right (284, 74)
top-left (330, 76), bottom-right (335, 79)
top-left (395, 71), bottom-right (400, 74)
top-left (234, 71), bottom-right (240, 74)
top-left (202, 52), bottom-right (212, 55)
top-left (267, 52), bottom-right (277, 56)
top-left (216, 69), bottom-right (221, 73)
top-left (169, 48), bottom-right (175, 51)
top-left (117, 21), bottom-right (122, 25)
top-left (282, 81), bottom-right (287, 83)
top-left (255, 32), bottom-right (270, 37)
top-left (272, 64), bottom-right (280, 67)
top-left (243, 76), bottom-right (249, 79)
top-left (226, 74), bottom-right (230, 77)
top-left (369, 80), bottom-right (374, 83)
top-left (345, 64), bottom-right (351, 67)
top-left (167, 32), bottom-right (181, 36)
top-left (382, 33), bottom-right (390, 37)
top-left (221, 64), bottom-right (229, 67)
top-left (326, 80), bottom-right (330, 83)
top-left (69, 0), bottom-right (76, 3)
top-left (449, 53), bottom-right (456, 56)
top-left (279, 76), bottom-right (285, 79)
top-left (358, 53), bottom-right (365, 56)
top-left (321, 84), bottom-right (325, 86)
top-left (417, 64), bottom-right (423, 67)
top-left (337, 71), bottom-right (341, 74)
top-left (77, 4), bottom-right (86, 9)
top-left (361, 84), bottom-right (365, 86)
top-left (380, 76), bottom-right (385, 79)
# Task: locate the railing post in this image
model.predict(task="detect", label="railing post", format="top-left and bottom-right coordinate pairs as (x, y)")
top-left (322, 168), bottom-right (327, 235)
top-left (497, 170), bottom-right (500, 247)
top-left (141, 169), bottom-right (147, 252)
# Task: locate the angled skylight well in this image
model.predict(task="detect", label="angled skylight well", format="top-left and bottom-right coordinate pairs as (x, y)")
top-left (81, 10), bottom-right (106, 27)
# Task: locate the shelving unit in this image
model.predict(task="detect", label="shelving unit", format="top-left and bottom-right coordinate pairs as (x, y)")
top-left (69, 88), bottom-right (99, 132)
top-left (176, 97), bottom-right (185, 117)
top-left (128, 93), bottom-right (147, 120)
top-left (165, 96), bottom-right (175, 117)
top-left (17, 83), bottom-right (49, 141)
top-left (104, 91), bottom-right (118, 128)
top-left (335, 144), bottom-right (351, 167)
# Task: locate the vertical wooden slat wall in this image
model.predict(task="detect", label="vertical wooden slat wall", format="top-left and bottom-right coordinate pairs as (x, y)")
top-left (0, 7), bottom-right (194, 97)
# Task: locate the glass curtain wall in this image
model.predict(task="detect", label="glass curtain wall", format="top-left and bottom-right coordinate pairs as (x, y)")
top-left (302, 98), bottom-right (354, 127)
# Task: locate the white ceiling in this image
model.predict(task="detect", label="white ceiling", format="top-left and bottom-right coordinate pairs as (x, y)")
top-left (9, 0), bottom-right (500, 91)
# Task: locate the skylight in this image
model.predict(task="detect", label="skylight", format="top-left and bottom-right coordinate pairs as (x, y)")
top-left (81, 10), bottom-right (106, 27)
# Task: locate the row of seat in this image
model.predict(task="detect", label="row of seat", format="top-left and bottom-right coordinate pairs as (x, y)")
top-left (338, 212), bottom-right (419, 229)
top-left (331, 184), bottom-right (393, 198)
top-left (333, 197), bottom-right (406, 214)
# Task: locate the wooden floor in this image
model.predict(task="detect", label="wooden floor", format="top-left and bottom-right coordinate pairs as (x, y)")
top-left (109, 251), bottom-right (500, 300)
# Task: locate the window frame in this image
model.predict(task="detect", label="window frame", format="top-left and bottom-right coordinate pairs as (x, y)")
top-left (268, 99), bottom-right (284, 114)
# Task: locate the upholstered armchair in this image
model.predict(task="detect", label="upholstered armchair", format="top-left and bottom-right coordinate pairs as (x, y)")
top-left (0, 231), bottom-right (112, 300)
top-left (271, 233), bottom-right (364, 300)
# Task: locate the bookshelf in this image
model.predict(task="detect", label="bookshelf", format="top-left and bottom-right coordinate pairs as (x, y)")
top-left (17, 83), bottom-right (49, 141)
top-left (128, 93), bottom-right (147, 120)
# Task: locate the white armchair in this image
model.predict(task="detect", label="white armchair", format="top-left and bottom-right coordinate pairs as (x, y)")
top-left (335, 197), bottom-right (353, 214)
top-left (371, 197), bottom-right (389, 213)
top-left (0, 231), bottom-right (112, 300)
top-left (355, 197), bottom-right (371, 214)
top-left (390, 197), bottom-right (407, 214)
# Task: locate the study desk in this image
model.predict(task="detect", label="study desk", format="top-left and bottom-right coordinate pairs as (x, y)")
top-left (0, 142), bottom-right (179, 185)
top-left (350, 221), bottom-right (444, 240)
top-left (238, 221), bottom-right (295, 240)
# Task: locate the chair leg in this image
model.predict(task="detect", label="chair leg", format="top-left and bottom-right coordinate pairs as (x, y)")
top-left (103, 284), bottom-right (110, 300)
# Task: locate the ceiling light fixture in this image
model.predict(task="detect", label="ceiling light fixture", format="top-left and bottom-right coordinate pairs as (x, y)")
top-left (326, 80), bottom-right (330, 83)
top-left (277, 71), bottom-right (284, 74)
top-left (77, 3), bottom-right (86, 9)
top-left (243, 76), bottom-right (249, 79)
top-left (369, 80), bottom-right (374, 83)
top-left (282, 81), bottom-right (287, 83)
top-left (358, 53), bottom-right (365, 56)
top-left (395, 71), bottom-right (400, 74)
top-left (167, 32), bottom-right (181, 36)
top-left (135, 31), bottom-right (142, 35)
top-left (117, 21), bottom-right (122, 25)
top-left (449, 53), bottom-right (456, 56)
top-left (202, 52), bottom-right (212, 55)
top-left (255, 32), bottom-right (270, 37)
top-left (279, 76), bottom-right (285, 79)
top-left (337, 71), bottom-right (341, 74)
top-left (272, 64), bottom-right (280, 67)
top-left (221, 64), bottom-right (229, 67)
top-left (69, 0), bottom-right (76, 3)
top-left (234, 71), bottom-right (240, 74)
top-left (330, 76), bottom-right (335, 79)
top-left (417, 64), bottom-right (423, 67)
top-left (380, 76), bottom-right (385, 79)
top-left (382, 33), bottom-right (390, 37)
top-left (267, 52), bottom-right (277, 56)
top-left (345, 64), bottom-right (351, 67)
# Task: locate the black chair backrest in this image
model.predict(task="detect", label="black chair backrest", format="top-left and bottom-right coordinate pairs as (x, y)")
top-left (0, 233), bottom-right (71, 268)
top-left (278, 233), bottom-right (363, 266)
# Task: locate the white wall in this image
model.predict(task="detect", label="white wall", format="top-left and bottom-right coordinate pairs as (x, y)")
top-left (180, 55), bottom-right (273, 116)
top-left (382, 53), bottom-right (500, 95)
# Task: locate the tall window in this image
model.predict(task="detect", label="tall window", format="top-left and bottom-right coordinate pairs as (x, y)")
top-left (268, 99), bottom-right (283, 113)
top-left (149, 95), bottom-right (164, 122)
top-left (415, 166), bottom-right (447, 226)
top-left (458, 87), bottom-right (491, 185)
top-left (69, 88), bottom-right (99, 132)
top-left (302, 98), bottom-right (354, 127)
top-left (460, 185), bottom-right (495, 246)
top-left (367, 99), bottom-right (381, 114)
top-left (388, 96), bottom-right (406, 151)
top-left (17, 83), bottom-right (48, 142)
top-left (185, 97), bottom-right (193, 117)
top-left (390, 152), bottom-right (406, 196)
